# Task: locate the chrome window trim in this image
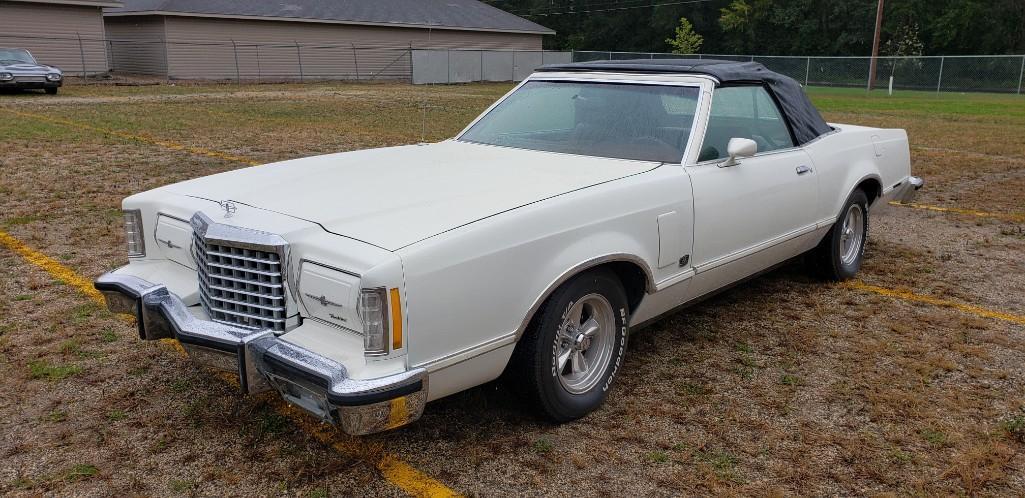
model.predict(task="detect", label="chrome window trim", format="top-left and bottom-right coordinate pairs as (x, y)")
top-left (687, 145), bottom-right (808, 169)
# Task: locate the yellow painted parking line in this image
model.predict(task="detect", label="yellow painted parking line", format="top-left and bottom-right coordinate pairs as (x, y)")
top-left (844, 280), bottom-right (1025, 326)
top-left (0, 229), bottom-right (461, 498)
top-left (889, 201), bottom-right (1025, 222)
top-left (0, 230), bottom-right (105, 304)
top-left (4, 109), bottom-right (261, 166)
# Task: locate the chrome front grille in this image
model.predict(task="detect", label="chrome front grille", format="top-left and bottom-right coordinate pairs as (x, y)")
top-left (192, 230), bottom-right (287, 331)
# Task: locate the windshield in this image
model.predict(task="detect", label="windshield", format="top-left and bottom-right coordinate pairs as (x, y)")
top-left (460, 81), bottom-right (700, 163)
top-left (0, 48), bottom-right (36, 64)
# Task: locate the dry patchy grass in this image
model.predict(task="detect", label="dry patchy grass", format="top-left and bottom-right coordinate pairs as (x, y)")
top-left (1, 82), bottom-right (1023, 496)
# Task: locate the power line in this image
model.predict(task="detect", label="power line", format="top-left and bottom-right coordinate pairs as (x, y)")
top-left (512, 0), bottom-right (719, 17)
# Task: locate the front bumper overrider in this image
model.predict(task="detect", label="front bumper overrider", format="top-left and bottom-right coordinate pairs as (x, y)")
top-left (94, 272), bottom-right (427, 435)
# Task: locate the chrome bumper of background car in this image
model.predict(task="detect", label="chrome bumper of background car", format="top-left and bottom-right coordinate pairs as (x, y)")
top-left (894, 176), bottom-right (924, 203)
top-left (0, 77), bottom-right (61, 88)
top-left (94, 272), bottom-right (427, 435)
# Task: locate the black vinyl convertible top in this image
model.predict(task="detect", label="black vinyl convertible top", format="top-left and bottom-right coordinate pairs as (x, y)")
top-left (537, 59), bottom-right (833, 146)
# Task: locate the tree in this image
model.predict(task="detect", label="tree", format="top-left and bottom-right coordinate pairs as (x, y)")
top-left (882, 21), bottom-right (925, 84)
top-left (666, 17), bottom-right (704, 54)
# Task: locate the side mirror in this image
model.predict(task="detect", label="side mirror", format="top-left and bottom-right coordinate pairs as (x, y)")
top-left (721, 138), bottom-right (758, 167)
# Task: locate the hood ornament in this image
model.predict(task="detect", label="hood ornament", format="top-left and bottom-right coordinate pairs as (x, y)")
top-left (217, 200), bottom-right (238, 218)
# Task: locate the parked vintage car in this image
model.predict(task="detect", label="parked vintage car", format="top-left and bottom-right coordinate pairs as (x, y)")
top-left (95, 59), bottom-right (922, 435)
top-left (0, 48), bottom-right (63, 94)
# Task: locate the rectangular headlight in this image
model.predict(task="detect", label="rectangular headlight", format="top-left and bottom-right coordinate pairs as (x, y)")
top-left (358, 287), bottom-right (389, 356)
top-left (123, 209), bottom-right (146, 258)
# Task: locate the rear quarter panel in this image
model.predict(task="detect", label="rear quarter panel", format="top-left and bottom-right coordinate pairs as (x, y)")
top-left (804, 125), bottom-right (911, 223)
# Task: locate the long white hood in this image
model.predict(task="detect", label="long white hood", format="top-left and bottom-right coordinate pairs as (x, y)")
top-left (164, 140), bottom-right (658, 251)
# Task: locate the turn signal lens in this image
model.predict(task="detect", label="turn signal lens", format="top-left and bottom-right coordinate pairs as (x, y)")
top-left (358, 287), bottom-right (389, 356)
top-left (389, 288), bottom-right (403, 350)
top-left (123, 209), bottom-right (145, 258)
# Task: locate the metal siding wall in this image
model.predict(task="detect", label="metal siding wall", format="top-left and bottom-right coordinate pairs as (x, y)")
top-left (160, 16), bottom-right (542, 80)
top-left (448, 50), bottom-right (481, 83)
top-left (0, 1), bottom-right (109, 73)
top-left (413, 49), bottom-right (569, 84)
top-left (482, 51), bottom-right (514, 81)
top-left (411, 50), bottom-right (448, 84)
top-left (512, 51), bottom-right (542, 81)
top-left (104, 16), bottom-right (167, 75)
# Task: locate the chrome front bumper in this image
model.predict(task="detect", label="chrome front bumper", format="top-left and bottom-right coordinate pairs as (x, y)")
top-left (893, 175), bottom-right (925, 203)
top-left (94, 272), bottom-right (427, 435)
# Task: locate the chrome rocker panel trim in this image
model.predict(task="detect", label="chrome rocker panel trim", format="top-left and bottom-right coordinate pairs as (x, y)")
top-left (94, 272), bottom-right (427, 435)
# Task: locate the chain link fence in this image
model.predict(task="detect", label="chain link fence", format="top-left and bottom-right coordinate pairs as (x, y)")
top-left (574, 51), bottom-right (1025, 94)
top-left (3, 33), bottom-right (1023, 94)
top-left (0, 33), bottom-right (571, 84)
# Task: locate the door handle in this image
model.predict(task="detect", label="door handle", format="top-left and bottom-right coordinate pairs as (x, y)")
top-left (796, 165), bottom-right (813, 175)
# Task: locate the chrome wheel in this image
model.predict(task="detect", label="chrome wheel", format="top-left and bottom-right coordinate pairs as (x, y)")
top-left (839, 203), bottom-right (865, 266)
top-left (555, 294), bottom-right (616, 395)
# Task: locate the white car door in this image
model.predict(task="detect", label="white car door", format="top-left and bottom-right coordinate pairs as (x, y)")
top-left (685, 85), bottom-right (819, 291)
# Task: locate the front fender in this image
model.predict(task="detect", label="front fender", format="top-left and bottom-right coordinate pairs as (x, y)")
top-left (397, 167), bottom-right (690, 400)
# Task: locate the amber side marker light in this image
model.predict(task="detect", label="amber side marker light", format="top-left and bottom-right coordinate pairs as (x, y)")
top-left (390, 288), bottom-right (403, 350)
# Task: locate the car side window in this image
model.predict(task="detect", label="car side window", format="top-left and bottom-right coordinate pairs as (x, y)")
top-left (698, 85), bottom-right (795, 162)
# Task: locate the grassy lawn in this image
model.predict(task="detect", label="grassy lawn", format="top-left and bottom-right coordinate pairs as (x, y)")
top-left (0, 82), bottom-right (1023, 496)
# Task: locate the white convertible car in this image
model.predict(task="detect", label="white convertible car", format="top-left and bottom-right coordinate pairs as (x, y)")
top-left (96, 59), bottom-right (922, 435)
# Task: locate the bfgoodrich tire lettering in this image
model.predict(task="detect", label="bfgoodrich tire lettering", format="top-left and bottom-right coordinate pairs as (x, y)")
top-left (507, 269), bottom-right (629, 422)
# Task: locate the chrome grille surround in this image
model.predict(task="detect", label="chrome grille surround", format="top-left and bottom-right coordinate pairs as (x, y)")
top-left (191, 212), bottom-right (291, 332)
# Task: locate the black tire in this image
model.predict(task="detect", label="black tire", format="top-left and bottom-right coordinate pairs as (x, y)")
top-left (809, 189), bottom-right (869, 281)
top-left (506, 269), bottom-right (629, 422)
top-left (45, 87), bottom-right (58, 95)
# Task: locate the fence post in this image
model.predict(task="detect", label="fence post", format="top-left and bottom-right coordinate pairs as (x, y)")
top-left (447, 49), bottom-right (452, 84)
top-left (480, 50), bottom-right (484, 82)
top-left (1018, 55), bottom-right (1024, 95)
top-left (936, 56), bottom-right (945, 94)
top-left (162, 39), bottom-right (170, 82)
top-left (409, 43), bottom-right (413, 85)
top-left (865, 57), bottom-right (873, 91)
top-left (231, 40), bottom-right (241, 85)
top-left (107, 39), bottom-right (115, 73)
top-left (295, 41), bottom-right (304, 82)
top-left (352, 44), bottom-right (360, 81)
top-left (804, 57), bottom-right (811, 86)
top-left (255, 45), bottom-right (262, 82)
top-left (77, 32), bottom-right (87, 77)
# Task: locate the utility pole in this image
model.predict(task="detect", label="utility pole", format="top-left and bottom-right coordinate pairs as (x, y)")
top-left (867, 0), bottom-right (885, 91)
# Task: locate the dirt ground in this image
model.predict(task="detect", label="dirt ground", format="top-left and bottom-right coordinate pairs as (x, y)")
top-left (1, 82), bottom-right (1023, 497)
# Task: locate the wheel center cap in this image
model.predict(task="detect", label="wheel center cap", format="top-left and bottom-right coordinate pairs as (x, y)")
top-left (575, 332), bottom-right (591, 351)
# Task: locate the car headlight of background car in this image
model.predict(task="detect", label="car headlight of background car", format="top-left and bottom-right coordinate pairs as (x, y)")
top-left (46, 73), bottom-right (62, 81)
top-left (123, 209), bottom-right (146, 258)
top-left (0, 73), bottom-right (13, 81)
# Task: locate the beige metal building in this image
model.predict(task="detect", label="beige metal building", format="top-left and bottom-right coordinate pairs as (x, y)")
top-left (103, 0), bottom-right (553, 80)
top-left (0, 0), bottom-right (123, 75)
